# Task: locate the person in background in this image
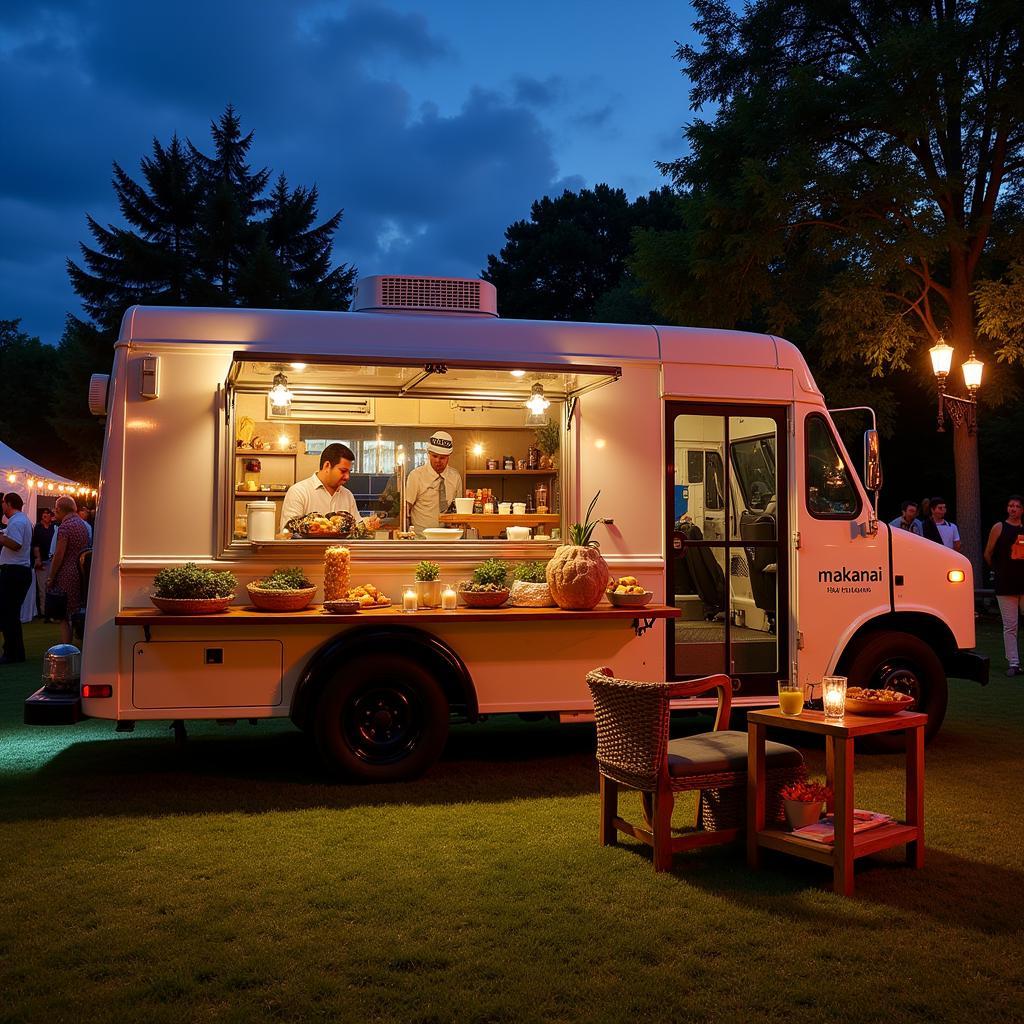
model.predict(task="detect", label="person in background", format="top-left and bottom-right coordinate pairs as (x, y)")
top-left (889, 500), bottom-right (923, 536)
top-left (47, 496), bottom-right (91, 646)
top-left (918, 497), bottom-right (932, 525)
top-left (983, 495), bottom-right (1024, 677)
top-left (280, 443), bottom-right (381, 532)
top-left (922, 496), bottom-right (961, 551)
top-left (77, 506), bottom-right (93, 545)
top-left (405, 431), bottom-right (463, 537)
top-left (31, 507), bottom-right (56, 619)
top-left (0, 492), bottom-right (34, 664)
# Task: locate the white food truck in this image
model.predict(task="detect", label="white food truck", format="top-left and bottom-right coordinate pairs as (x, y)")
top-left (25, 275), bottom-right (987, 777)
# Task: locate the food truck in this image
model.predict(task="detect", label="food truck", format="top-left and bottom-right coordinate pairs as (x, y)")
top-left (25, 275), bottom-right (987, 777)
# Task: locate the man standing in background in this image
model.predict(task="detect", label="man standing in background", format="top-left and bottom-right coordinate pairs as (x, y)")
top-left (889, 500), bottom-right (923, 536)
top-left (0, 493), bottom-right (34, 664)
top-left (405, 431), bottom-right (463, 537)
top-left (923, 497), bottom-right (962, 551)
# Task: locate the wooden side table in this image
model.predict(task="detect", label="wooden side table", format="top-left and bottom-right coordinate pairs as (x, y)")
top-left (746, 708), bottom-right (926, 896)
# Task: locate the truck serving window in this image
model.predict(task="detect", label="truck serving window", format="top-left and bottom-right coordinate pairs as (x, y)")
top-left (804, 414), bottom-right (860, 519)
top-left (225, 356), bottom-right (619, 548)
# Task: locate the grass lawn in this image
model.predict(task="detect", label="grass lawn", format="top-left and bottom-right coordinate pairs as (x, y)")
top-left (1, 620), bottom-right (1022, 1023)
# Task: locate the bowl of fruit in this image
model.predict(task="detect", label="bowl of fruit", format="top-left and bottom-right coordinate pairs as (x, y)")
top-left (606, 576), bottom-right (654, 608)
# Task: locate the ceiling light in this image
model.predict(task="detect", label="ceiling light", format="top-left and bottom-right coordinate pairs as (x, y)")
top-left (526, 382), bottom-right (550, 415)
top-left (268, 372), bottom-right (293, 411)
top-left (510, 369), bottom-right (526, 378)
top-left (289, 362), bottom-right (307, 371)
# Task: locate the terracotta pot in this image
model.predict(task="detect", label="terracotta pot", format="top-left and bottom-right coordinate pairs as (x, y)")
top-left (783, 799), bottom-right (825, 830)
top-left (545, 544), bottom-right (609, 610)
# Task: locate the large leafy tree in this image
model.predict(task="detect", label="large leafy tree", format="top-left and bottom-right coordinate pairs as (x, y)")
top-left (59, 106), bottom-right (356, 475)
top-left (484, 185), bottom-right (680, 322)
top-left (636, 0), bottom-right (1024, 572)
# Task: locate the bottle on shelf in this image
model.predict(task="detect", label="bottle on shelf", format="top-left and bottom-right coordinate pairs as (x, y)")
top-left (535, 482), bottom-right (549, 515)
top-left (525, 492), bottom-right (535, 515)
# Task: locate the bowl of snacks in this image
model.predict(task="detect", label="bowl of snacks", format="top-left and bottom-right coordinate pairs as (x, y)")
top-left (606, 576), bottom-right (654, 607)
top-left (323, 599), bottom-right (361, 615)
top-left (844, 686), bottom-right (916, 714)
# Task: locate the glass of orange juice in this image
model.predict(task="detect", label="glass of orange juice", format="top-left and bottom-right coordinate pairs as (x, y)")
top-left (778, 681), bottom-right (804, 716)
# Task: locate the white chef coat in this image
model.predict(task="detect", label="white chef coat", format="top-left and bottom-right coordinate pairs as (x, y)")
top-left (280, 474), bottom-right (362, 529)
top-left (405, 463), bottom-right (463, 536)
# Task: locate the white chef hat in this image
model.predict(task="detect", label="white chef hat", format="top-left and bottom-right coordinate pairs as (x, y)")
top-left (427, 430), bottom-right (454, 455)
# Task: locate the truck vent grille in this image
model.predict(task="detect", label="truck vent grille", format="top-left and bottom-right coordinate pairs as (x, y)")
top-left (381, 276), bottom-right (481, 310)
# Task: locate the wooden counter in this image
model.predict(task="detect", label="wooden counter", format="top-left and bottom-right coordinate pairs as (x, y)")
top-left (116, 603), bottom-right (679, 627)
top-left (438, 513), bottom-right (560, 538)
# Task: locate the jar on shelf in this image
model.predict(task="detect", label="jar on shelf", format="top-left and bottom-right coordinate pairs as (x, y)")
top-left (534, 482), bottom-right (549, 514)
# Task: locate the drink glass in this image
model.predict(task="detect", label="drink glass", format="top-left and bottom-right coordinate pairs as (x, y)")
top-left (778, 681), bottom-right (803, 717)
top-left (822, 675), bottom-right (847, 721)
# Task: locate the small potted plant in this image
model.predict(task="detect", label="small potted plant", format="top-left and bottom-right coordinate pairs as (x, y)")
top-left (414, 560), bottom-right (442, 608)
top-left (509, 560), bottom-right (554, 607)
top-left (535, 419), bottom-right (560, 470)
top-left (247, 566), bottom-right (317, 611)
top-left (779, 778), bottom-right (832, 830)
top-left (546, 492), bottom-right (609, 610)
top-left (151, 563), bottom-right (238, 614)
top-left (458, 558), bottom-right (510, 608)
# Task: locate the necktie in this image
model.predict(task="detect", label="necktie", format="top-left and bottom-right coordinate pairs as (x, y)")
top-left (438, 475), bottom-right (447, 514)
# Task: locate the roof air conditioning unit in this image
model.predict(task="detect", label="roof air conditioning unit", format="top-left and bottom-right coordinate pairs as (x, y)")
top-left (352, 275), bottom-right (498, 317)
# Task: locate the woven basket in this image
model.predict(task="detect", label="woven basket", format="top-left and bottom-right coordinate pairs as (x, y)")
top-left (150, 595), bottom-right (233, 615)
top-left (700, 764), bottom-right (807, 831)
top-left (247, 584), bottom-right (316, 611)
top-left (459, 589), bottom-right (510, 608)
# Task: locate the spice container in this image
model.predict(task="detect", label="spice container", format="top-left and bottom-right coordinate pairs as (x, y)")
top-left (503, 455), bottom-right (515, 470)
top-left (246, 500), bottom-right (276, 541)
top-left (534, 482), bottom-right (549, 515)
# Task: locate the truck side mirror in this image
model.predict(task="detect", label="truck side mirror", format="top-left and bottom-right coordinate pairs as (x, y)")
top-left (863, 429), bottom-right (882, 493)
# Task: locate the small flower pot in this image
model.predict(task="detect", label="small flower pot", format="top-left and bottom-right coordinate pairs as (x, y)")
top-left (784, 798), bottom-right (825, 830)
top-left (415, 579), bottom-right (442, 608)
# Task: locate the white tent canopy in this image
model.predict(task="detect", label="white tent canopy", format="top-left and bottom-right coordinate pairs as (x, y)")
top-left (0, 442), bottom-right (89, 623)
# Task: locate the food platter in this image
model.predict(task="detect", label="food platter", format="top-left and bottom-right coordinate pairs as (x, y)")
top-left (285, 511), bottom-right (371, 540)
top-left (844, 688), bottom-right (915, 715)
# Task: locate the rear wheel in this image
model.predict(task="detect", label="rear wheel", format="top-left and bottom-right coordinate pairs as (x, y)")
top-left (313, 653), bottom-right (449, 781)
top-left (843, 631), bottom-right (947, 752)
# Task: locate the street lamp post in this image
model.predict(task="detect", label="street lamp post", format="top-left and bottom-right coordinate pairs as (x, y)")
top-left (929, 336), bottom-right (984, 578)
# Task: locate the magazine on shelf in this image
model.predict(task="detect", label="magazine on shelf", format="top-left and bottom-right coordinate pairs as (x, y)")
top-left (792, 809), bottom-right (892, 844)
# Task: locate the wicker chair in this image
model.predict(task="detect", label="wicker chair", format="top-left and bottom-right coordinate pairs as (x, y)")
top-left (586, 666), bottom-right (805, 872)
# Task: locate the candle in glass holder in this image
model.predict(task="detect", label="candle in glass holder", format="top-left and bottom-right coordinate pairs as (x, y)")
top-left (822, 675), bottom-right (847, 721)
top-left (403, 587), bottom-right (418, 612)
top-left (441, 587), bottom-right (457, 610)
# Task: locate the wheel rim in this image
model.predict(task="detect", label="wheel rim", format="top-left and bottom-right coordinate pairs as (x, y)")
top-left (866, 660), bottom-right (922, 701)
top-left (343, 683), bottom-right (424, 765)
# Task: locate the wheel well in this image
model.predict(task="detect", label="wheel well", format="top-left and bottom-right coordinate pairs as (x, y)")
top-left (836, 612), bottom-right (956, 674)
top-left (290, 625), bottom-right (478, 730)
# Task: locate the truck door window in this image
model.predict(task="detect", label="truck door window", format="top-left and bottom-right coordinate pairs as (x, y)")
top-left (805, 414), bottom-right (860, 518)
top-left (704, 452), bottom-right (724, 510)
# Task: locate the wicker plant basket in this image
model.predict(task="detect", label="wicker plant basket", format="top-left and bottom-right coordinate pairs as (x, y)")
top-left (700, 764), bottom-right (807, 831)
top-left (459, 589), bottom-right (510, 608)
top-left (246, 584), bottom-right (316, 612)
top-left (150, 595), bottom-right (233, 615)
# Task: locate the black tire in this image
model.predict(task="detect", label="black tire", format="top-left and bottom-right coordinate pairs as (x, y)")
top-left (312, 653), bottom-right (449, 782)
top-left (843, 631), bottom-right (948, 752)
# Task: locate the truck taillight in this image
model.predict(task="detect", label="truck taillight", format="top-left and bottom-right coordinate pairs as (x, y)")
top-left (947, 570), bottom-right (965, 583)
top-left (81, 683), bottom-right (112, 698)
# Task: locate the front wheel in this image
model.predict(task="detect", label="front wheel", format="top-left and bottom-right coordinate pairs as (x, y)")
top-left (843, 631), bottom-right (948, 752)
top-left (313, 653), bottom-right (449, 781)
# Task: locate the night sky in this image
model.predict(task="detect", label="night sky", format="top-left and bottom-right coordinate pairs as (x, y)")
top-left (1, 1), bottom-right (698, 344)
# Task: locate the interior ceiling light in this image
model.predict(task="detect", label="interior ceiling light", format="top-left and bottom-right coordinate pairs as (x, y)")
top-left (268, 371), bottom-right (293, 410)
top-left (510, 369), bottom-right (526, 378)
top-left (525, 382), bottom-right (550, 415)
top-left (289, 362), bottom-right (307, 371)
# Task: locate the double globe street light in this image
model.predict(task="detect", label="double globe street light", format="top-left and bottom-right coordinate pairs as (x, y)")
top-left (929, 336), bottom-right (984, 433)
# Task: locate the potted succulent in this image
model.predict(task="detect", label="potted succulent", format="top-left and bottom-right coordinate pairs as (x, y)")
top-left (509, 560), bottom-right (555, 607)
top-left (546, 492), bottom-right (609, 610)
top-left (414, 560), bottom-right (442, 608)
top-left (535, 419), bottom-right (560, 470)
top-left (779, 778), bottom-right (832, 830)
top-left (151, 563), bottom-right (237, 614)
top-left (458, 558), bottom-right (510, 608)
top-left (247, 566), bottom-right (317, 611)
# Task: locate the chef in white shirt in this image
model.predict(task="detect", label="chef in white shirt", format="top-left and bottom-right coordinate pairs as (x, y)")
top-left (281, 442), bottom-right (381, 531)
top-left (405, 431), bottom-right (463, 537)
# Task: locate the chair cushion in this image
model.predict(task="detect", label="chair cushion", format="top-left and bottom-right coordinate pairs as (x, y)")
top-left (667, 730), bottom-right (802, 777)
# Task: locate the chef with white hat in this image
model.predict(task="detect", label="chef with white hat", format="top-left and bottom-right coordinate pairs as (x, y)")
top-left (405, 431), bottom-right (463, 537)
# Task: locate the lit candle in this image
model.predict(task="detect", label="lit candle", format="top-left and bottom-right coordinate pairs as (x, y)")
top-left (441, 587), bottom-right (457, 610)
top-left (403, 587), bottom-right (418, 613)
top-left (822, 675), bottom-right (847, 721)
